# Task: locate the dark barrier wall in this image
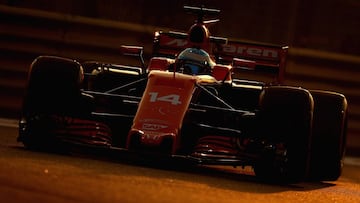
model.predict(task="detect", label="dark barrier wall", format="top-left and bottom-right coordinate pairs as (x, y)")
top-left (1, 0), bottom-right (359, 55)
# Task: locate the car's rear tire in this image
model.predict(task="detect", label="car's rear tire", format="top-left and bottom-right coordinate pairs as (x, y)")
top-left (254, 86), bottom-right (313, 183)
top-left (308, 90), bottom-right (348, 181)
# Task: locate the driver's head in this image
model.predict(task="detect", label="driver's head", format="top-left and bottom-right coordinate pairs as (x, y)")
top-left (175, 48), bottom-right (214, 75)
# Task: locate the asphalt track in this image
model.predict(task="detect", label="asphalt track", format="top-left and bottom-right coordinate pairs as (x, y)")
top-left (0, 119), bottom-right (360, 203)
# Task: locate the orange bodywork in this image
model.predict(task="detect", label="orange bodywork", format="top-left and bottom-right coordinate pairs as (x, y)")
top-left (147, 57), bottom-right (175, 71)
top-left (127, 71), bottom-right (197, 154)
top-left (212, 64), bottom-right (232, 82)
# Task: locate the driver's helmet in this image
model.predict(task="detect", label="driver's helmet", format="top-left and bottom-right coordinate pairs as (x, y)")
top-left (175, 48), bottom-right (214, 75)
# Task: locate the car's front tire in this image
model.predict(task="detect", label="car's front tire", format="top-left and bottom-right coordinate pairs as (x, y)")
top-left (254, 86), bottom-right (313, 183)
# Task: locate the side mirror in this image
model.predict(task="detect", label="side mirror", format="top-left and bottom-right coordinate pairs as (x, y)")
top-left (120, 45), bottom-right (145, 72)
top-left (232, 58), bottom-right (256, 71)
top-left (120, 45), bottom-right (143, 56)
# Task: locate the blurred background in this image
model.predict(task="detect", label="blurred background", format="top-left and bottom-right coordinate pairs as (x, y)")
top-left (0, 0), bottom-right (359, 153)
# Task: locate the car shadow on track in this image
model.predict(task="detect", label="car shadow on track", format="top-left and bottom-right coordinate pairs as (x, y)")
top-left (10, 143), bottom-right (337, 194)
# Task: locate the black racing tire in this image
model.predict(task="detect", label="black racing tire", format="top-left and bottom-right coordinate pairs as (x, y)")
top-left (308, 90), bottom-right (348, 181)
top-left (19, 56), bottom-right (94, 149)
top-left (22, 55), bottom-right (93, 116)
top-left (254, 86), bottom-right (313, 183)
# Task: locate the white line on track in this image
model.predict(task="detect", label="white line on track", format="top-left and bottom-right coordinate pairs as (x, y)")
top-left (0, 118), bottom-right (18, 128)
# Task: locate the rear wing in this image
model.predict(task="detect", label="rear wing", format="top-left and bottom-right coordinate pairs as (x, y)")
top-left (153, 31), bottom-right (227, 58)
top-left (152, 31), bottom-right (288, 84)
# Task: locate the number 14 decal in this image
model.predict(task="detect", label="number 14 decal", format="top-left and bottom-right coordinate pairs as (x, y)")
top-left (149, 92), bottom-right (182, 105)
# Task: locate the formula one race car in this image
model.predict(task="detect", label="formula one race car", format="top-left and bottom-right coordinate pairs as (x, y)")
top-left (18, 6), bottom-right (348, 183)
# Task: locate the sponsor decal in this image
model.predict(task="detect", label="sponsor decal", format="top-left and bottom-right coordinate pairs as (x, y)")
top-left (143, 133), bottom-right (161, 141)
top-left (165, 38), bottom-right (188, 47)
top-left (221, 44), bottom-right (279, 59)
top-left (159, 34), bottom-right (280, 60)
top-left (142, 123), bottom-right (168, 131)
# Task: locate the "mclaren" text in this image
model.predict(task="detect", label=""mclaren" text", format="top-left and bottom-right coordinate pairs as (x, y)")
top-left (222, 45), bottom-right (279, 59)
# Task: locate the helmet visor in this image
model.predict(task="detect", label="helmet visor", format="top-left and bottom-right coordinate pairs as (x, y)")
top-left (184, 63), bottom-right (201, 74)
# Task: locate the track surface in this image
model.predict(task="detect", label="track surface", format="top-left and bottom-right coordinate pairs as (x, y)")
top-left (0, 122), bottom-right (360, 203)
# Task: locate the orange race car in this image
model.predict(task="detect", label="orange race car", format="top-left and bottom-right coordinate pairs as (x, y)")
top-left (18, 5), bottom-right (348, 183)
